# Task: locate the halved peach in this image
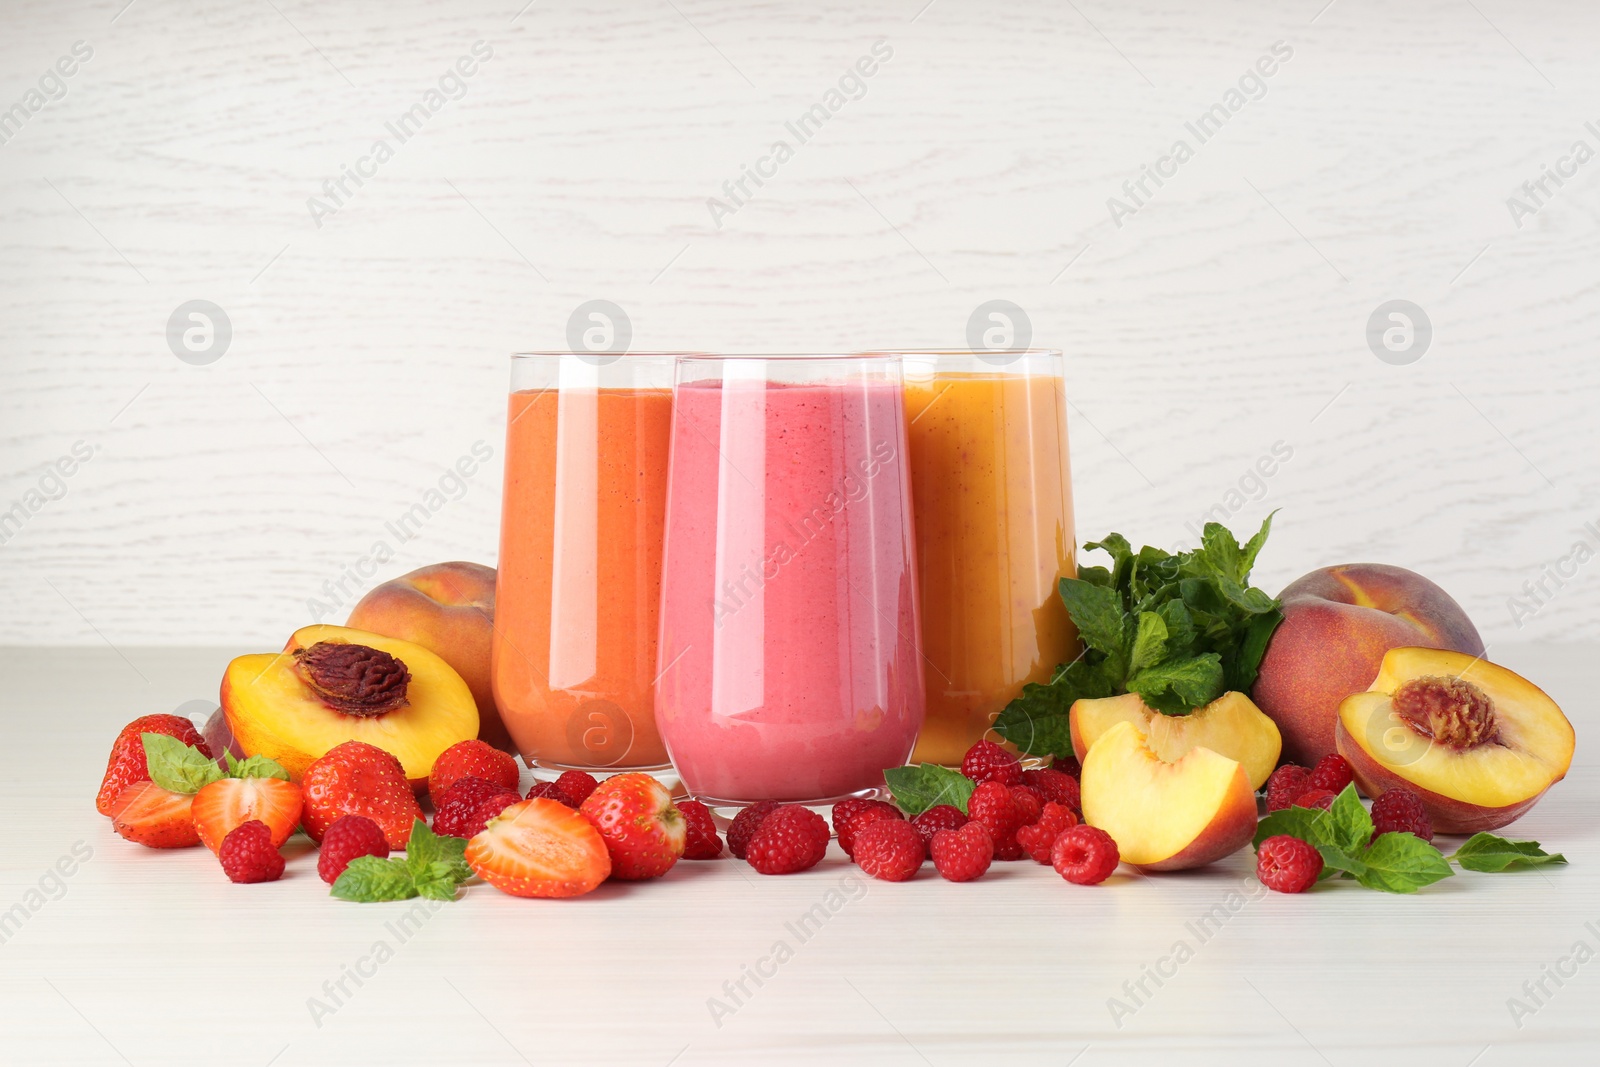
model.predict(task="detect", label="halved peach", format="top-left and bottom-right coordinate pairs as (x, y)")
top-left (1080, 720), bottom-right (1258, 871)
top-left (1336, 647), bottom-right (1574, 834)
top-left (221, 624), bottom-right (478, 784)
top-left (1071, 690), bottom-right (1282, 790)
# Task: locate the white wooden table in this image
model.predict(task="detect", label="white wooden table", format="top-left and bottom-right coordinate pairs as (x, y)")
top-left (1, 643), bottom-right (1591, 1065)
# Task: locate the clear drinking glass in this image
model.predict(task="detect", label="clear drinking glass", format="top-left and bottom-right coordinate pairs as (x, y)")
top-left (654, 355), bottom-right (925, 805)
top-left (895, 350), bottom-right (1079, 765)
top-left (491, 353), bottom-right (678, 776)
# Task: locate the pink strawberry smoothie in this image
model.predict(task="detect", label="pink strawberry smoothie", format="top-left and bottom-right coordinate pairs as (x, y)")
top-left (654, 376), bottom-right (925, 803)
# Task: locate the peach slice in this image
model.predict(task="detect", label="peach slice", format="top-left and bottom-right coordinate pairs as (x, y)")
top-left (221, 624), bottom-right (478, 784)
top-left (1070, 690), bottom-right (1282, 790)
top-left (1080, 720), bottom-right (1258, 871)
top-left (1336, 647), bottom-right (1574, 834)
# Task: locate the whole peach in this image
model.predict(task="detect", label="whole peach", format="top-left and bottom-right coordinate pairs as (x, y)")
top-left (346, 562), bottom-right (512, 753)
top-left (1251, 564), bottom-right (1484, 767)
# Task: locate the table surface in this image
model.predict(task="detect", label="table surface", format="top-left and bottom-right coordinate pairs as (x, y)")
top-left (1, 644), bottom-right (1593, 1066)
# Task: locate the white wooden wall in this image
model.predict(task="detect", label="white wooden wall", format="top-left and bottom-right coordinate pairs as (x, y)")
top-left (3, 0), bottom-right (1598, 647)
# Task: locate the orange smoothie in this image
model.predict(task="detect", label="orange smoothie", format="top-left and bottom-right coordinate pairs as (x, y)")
top-left (492, 382), bottom-right (672, 769)
top-left (904, 362), bottom-right (1078, 764)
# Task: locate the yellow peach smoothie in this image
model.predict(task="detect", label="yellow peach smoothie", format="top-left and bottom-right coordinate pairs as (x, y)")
top-left (903, 354), bottom-right (1079, 764)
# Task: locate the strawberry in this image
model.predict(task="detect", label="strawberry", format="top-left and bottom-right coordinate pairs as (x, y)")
top-left (96, 715), bottom-right (212, 816)
top-left (466, 799), bottom-right (611, 898)
top-left (109, 781), bottom-right (201, 848)
top-left (301, 741), bottom-right (423, 850)
top-left (192, 776), bottom-right (304, 854)
top-left (577, 773), bottom-right (685, 880)
top-left (428, 740), bottom-right (521, 806)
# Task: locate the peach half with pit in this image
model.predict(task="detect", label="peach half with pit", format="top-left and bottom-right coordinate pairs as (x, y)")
top-left (1080, 720), bottom-right (1258, 871)
top-left (220, 624), bottom-right (478, 784)
top-left (1336, 647), bottom-right (1574, 834)
top-left (1070, 690), bottom-right (1282, 790)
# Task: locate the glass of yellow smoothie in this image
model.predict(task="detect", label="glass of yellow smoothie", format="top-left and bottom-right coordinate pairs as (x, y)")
top-left (895, 350), bottom-right (1079, 765)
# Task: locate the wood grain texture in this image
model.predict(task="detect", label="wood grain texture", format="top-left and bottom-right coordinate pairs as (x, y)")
top-left (2, 0), bottom-right (1599, 645)
top-left (0, 643), bottom-right (1593, 1064)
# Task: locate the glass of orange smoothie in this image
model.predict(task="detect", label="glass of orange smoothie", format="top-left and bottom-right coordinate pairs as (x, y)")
top-left (492, 353), bottom-right (677, 776)
top-left (897, 350), bottom-right (1079, 765)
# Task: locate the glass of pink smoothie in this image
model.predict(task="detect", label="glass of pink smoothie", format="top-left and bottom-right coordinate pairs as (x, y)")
top-left (655, 355), bottom-right (925, 805)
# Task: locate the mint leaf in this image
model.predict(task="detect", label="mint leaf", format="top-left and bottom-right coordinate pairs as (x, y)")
top-left (1253, 806), bottom-right (1331, 850)
top-left (1324, 786), bottom-right (1374, 854)
top-left (1349, 832), bottom-right (1454, 893)
top-left (883, 764), bottom-right (977, 815)
top-left (1057, 578), bottom-right (1126, 666)
top-left (1316, 845), bottom-right (1368, 881)
top-left (412, 860), bottom-right (466, 901)
top-left (1199, 522), bottom-right (1244, 584)
top-left (1126, 653), bottom-right (1224, 716)
top-left (143, 733), bottom-right (225, 794)
top-left (1231, 608), bottom-right (1282, 691)
top-left (404, 820), bottom-right (471, 885)
top-left (224, 752), bottom-right (290, 781)
top-left (1451, 833), bottom-right (1569, 872)
top-left (1238, 512), bottom-right (1276, 576)
top-left (1127, 612), bottom-right (1168, 674)
top-left (993, 657), bottom-right (1114, 757)
top-left (330, 856), bottom-right (419, 902)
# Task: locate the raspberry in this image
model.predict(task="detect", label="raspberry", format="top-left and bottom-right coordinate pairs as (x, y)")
top-left (1020, 768), bottom-right (1080, 811)
top-left (1265, 764), bottom-right (1311, 812)
top-left (745, 805), bottom-right (828, 875)
top-left (1016, 801), bottom-right (1079, 864)
top-left (967, 781), bottom-right (1023, 860)
top-left (909, 804), bottom-right (967, 854)
top-left (1008, 785), bottom-right (1043, 828)
top-left (525, 780), bottom-right (570, 805)
top-left (317, 814), bottom-right (391, 884)
top-left (727, 800), bottom-right (780, 860)
top-left (1256, 834), bottom-right (1323, 893)
top-left (854, 819), bottom-right (924, 882)
top-left (1308, 754), bottom-right (1353, 795)
top-left (433, 776), bottom-right (507, 838)
top-left (1051, 824), bottom-right (1119, 885)
top-left (678, 799), bottom-right (724, 859)
top-left (930, 823), bottom-right (993, 882)
top-left (960, 740), bottom-right (1022, 786)
top-left (553, 770), bottom-right (599, 808)
top-left (832, 798), bottom-right (903, 858)
top-left (1294, 788), bottom-right (1336, 811)
top-left (1370, 788), bottom-right (1434, 842)
top-left (219, 820), bottom-right (286, 884)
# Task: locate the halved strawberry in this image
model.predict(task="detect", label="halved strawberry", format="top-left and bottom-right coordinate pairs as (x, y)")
top-left (465, 799), bottom-right (611, 898)
top-left (109, 781), bottom-right (201, 849)
top-left (192, 777), bottom-right (304, 854)
top-left (96, 715), bottom-right (212, 816)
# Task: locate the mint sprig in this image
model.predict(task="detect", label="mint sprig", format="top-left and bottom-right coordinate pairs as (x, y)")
top-left (143, 734), bottom-right (289, 794)
top-left (994, 516), bottom-right (1283, 757)
top-left (330, 820), bottom-right (472, 903)
top-left (883, 764), bottom-right (976, 816)
top-left (1450, 833), bottom-right (1568, 872)
top-left (1255, 787), bottom-right (1566, 893)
